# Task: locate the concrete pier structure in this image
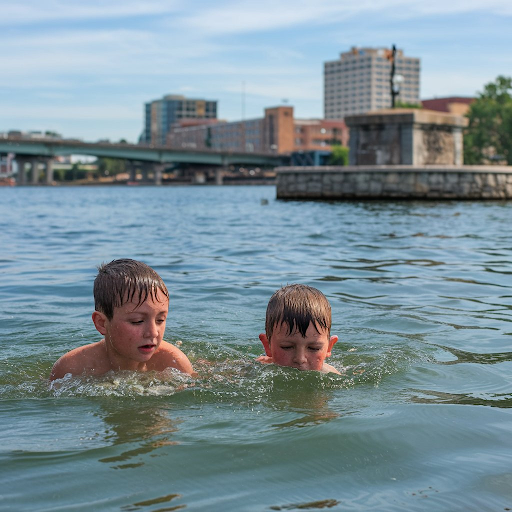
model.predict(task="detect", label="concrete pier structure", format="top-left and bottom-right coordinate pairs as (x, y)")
top-left (275, 109), bottom-right (502, 201)
top-left (276, 166), bottom-right (512, 200)
top-left (16, 157), bottom-right (28, 184)
top-left (44, 158), bottom-right (53, 185)
top-left (345, 109), bottom-right (468, 166)
top-left (30, 158), bottom-right (40, 184)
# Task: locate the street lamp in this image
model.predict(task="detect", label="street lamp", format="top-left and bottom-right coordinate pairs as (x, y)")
top-left (392, 73), bottom-right (404, 106)
top-left (388, 44), bottom-right (402, 108)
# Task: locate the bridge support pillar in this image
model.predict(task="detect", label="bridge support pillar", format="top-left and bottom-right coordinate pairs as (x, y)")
top-left (193, 171), bottom-right (206, 184)
top-left (127, 161), bottom-right (137, 182)
top-left (16, 157), bottom-right (28, 185)
top-left (215, 168), bottom-right (223, 185)
top-left (30, 158), bottom-right (40, 184)
top-left (141, 164), bottom-right (150, 182)
top-left (154, 163), bottom-right (164, 186)
top-left (44, 158), bottom-right (54, 185)
top-left (217, 157), bottom-right (229, 186)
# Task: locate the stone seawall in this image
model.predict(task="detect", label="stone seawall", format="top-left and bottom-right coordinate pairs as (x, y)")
top-left (276, 166), bottom-right (512, 200)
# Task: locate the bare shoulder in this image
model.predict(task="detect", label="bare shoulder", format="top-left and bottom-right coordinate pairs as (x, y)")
top-left (150, 341), bottom-right (194, 375)
top-left (50, 341), bottom-right (107, 381)
top-left (322, 362), bottom-right (341, 375)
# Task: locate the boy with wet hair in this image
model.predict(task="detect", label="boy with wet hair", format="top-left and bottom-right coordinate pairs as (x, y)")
top-left (257, 284), bottom-right (340, 374)
top-left (50, 259), bottom-right (193, 380)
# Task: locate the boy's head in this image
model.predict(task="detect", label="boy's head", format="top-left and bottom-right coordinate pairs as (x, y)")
top-left (93, 259), bottom-right (169, 320)
top-left (259, 284), bottom-right (338, 372)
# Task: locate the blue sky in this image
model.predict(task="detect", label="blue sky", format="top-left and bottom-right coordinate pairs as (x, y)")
top-left (1, 0), bottom-right (512, 142)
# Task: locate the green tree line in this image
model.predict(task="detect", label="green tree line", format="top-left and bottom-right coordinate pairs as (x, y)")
top-left (464, 76), bottom-right (512, 165)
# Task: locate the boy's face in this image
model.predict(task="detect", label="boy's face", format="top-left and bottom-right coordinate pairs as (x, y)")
top-left (259, 321), bottom-right (337, 372)
top-left (93, 292), bottom-right (169, 368)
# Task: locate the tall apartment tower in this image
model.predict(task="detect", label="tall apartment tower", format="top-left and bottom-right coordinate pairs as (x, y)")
top-left (142, 94), bottom-right (217, 146)
top-left (324, 46), bottom-right (420, 119)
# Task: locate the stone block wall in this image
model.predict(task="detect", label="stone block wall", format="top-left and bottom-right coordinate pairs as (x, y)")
top-left (345, 109), bottom-right (467, 166)
top-left (276, 166), bottom-right (512, 200)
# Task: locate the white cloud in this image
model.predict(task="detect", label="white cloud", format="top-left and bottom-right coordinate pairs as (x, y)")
top-left (177, 0), bottom-right (512, 35)
top-left (1, 0), bottom-right (512, 139)
top-left (0, 104), bottom-right (139, 121)
top-left (0, 0), bottom-right (182, 25)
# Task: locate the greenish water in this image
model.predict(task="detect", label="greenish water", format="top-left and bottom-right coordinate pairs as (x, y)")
top-left (1, 185), bottom-right (511, 511)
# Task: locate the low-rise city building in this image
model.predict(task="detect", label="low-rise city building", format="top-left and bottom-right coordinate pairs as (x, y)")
top-left (421, 97), bottom-right (474, 116)
top-left (167, 106), bottom-right (348, 155)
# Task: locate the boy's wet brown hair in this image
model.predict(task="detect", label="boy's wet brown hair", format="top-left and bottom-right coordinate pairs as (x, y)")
top-left (94, 259), bottom-right (169, 319)
top-left (265, 284), bottom-right (331, 341)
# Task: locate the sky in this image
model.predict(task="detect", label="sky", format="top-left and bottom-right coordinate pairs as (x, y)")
top-left (1, 0), bottom-right (512, 143)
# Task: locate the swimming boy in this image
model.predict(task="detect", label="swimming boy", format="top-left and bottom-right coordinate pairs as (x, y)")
top-left (50, 259), bottom-right (194, 380)
top-left (257, 284), bottom-right (340, 374)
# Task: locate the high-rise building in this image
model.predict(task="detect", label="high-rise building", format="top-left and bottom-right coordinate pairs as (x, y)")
top-left (324, 46), bottom-right (421, 119)
top-left (141, 94), bottom-right (217, 146)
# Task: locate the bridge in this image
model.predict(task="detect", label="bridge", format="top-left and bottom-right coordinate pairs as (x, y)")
top-left (0, 138), bottom-right (284, 185)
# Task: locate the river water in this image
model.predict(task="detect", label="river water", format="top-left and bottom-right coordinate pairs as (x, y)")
top-left (1, 185), bottom-right (511, 511)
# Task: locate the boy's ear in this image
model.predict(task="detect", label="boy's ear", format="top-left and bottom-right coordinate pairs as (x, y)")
top-left (92, 311), bottom-right (108, 335)
top-left (326, 335), bottom-right (338, 358)
top-left (259, 333), bottom-right (272, 357)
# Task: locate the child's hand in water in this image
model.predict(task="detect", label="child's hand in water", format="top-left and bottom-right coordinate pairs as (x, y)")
top-left (256, 355), bottom-right (273, 364)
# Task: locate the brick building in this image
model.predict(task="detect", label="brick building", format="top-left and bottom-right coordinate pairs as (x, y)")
top-left (421, 97), bottom-right (474, 116)
top-left (168, 106), bottom-right (348, 154)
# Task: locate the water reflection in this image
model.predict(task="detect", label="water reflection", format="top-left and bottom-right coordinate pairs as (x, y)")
top-left (432, 344), bottom-right (512, 365)
top-left (267, 387), bottom-right (339, 429)
top-left (270, 499), bottom-right (340, 510)
top-left (95, 400), bottom-right (180, 469)
top-left (410, 389), bottom-right (512, 408)
top-left (121, 492), bottom-right (184, 512)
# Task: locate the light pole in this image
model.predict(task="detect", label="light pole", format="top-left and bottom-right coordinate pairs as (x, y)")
top-left (388, 44), bottom-right (402, 108)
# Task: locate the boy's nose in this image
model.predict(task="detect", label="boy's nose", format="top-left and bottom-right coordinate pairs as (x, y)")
top-left (293, 348), bottom-right (307, 364)
top-left (144, 321), bottom-right (159, 339)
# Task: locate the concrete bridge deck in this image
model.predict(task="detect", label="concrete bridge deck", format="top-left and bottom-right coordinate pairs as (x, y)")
top-left (0, 138), bottom-right (283, 185)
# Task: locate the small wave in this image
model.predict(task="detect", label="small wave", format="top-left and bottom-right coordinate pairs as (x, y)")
top-left (49, 368), bottom-right (194, 397)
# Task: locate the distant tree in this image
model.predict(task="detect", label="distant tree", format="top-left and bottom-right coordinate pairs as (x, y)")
top-left (44, 130), bottom-right (62, 138)
top-left (96, 157), bottom-right (126, 177)
top-left (464, 76), bottom-right (512, 165)
top-left (328, 144), bottom-right (349, 166)
top-left (53, 163), bottom-right (89, 182)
